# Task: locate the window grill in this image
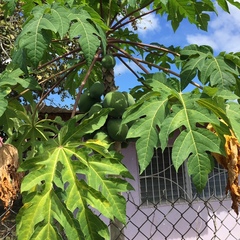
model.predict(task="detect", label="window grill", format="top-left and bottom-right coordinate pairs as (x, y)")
top-left (140, 147), bottom-right (228, 205)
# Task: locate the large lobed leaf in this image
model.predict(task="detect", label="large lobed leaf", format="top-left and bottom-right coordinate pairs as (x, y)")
top-left (159, 91), bottom-right (225, 191)
top-left (180, 45), bottom-right (238, 90)
top-left (13, 3), bottom-right (106, 68)
top-left (162, 0), bottom-right (215, 31)
top-left (17, 112), bottom-right (132, 239)
top-left (0, 87), bottom-right (11, 118)
top-left (123, 73), bottom-right (172, 173)
top-left (124, 72), bottom-right (226, 192)
top-left (68, 9), bottom-right (105, 65)
top-left (16, 5), bottom-right (57, 68)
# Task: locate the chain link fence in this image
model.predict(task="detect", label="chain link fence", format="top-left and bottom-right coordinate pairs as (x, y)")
top-left (111, 193), bottom-right (240, 240)
top-left (0, 202), bottom-right (19, 240)
top-left (1, 194), bottom-right (239, 239)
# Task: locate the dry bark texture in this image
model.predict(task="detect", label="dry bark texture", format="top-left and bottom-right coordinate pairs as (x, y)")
top-left (0, 141), bottom-right (22, 210)
top-left (208, 124), bottom-right (240, 215)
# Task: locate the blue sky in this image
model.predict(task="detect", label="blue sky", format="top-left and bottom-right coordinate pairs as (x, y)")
top-left (46, 3), bottom-right (240, 107)
top-left (114, 3), bottom-right (240, 92)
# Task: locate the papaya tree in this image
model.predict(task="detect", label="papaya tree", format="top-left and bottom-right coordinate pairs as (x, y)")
top-left (1, 0), bottom-right (240, 239)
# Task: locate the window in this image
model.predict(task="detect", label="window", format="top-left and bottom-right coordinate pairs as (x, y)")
top-left (140, 147), bottom-right (228, 205)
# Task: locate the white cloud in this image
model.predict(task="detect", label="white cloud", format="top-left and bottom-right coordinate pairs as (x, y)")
top-left (136, 10), bottom-right (160, 36)
top-left (114, 63), bottom-right (129, 76)
top-left (114, 61), bottom-right (140, 76)
top-left (186, 4), bottom-right (240, 52)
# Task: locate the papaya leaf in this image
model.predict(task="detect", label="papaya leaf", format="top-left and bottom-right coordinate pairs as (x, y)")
top-left (166, 0), bottom-right (196, 31)
top-left (227, 0), bottom-right (240, 9)
top-left (197, 87), bottom-right (239, 125)
top-left (200, 55), bottom-right (237, 88)
top-left (159, 91), bottom-right (225, 191)
top-left (62, 108), bottom-right (111, 143)
top-left (86, 155), bottom-right (134, 224)
top-left (0, 87), bottom-right (11, 117)
top-left (197, 97), bottom-right (230, 124)
top-left (180, 45), bottom-right (213, 90)
top-left (5, 107), bottom-right (62, 160)
top-left (123, 89), bottom-right (170, 172)
top-left (2, 0), bottom-right (17, 16)
top-left (173, 128), bottom-right (222, 191)
top-left (16, 5), bottom-right (57, 67)
top-left (216, 0), bottom-right (229, 12)
top-left (17, 190), bottom-right (83, 240)
top-left (195, 1), bottom-right (215, 31)
top-left (50, 3), bottom-right (70, 39)
top-left (56, 148), bottom-right (111, 239)
top-left (18, 117), bottom-right (131, 239)
top-left (68, 9), bottom-right (105, 65)
top-left (226, 102), bottom-right (240, 141)
top-left (0, 68), bottom-right (40, 90)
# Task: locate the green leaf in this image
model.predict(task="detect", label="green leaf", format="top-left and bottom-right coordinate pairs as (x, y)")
top-left (159, 92), bottom-right (225, 191)
top-left (50, 3), bottom-right (71, 39)
top-left (173, 128), bottom-right (221, 191)
top-left (86, 156), bottom-right (133, 224)
top-left (227, 0), bottom-right (240, 9)
top-left (16, 5), bottom-right (58, 67)
top-left (216, 0), bottom-right (229, 12)
top-left (195, 1), bottom-right (215, 31)
top-left (0, 68), bottom-right (40, 90)
top-left (61, 108), bottom-right (110, 144)
top-left (167, 0), bottom-right (196, 31)
top-left (226, 102), bottom-right (240, 141)
top-left (180, 45), bottom-right (212, 90)
top-left (123, 74), bottom-right (171, 172)
top-left (2, 0), bottom-right (17, 16)
top-left (201, 55), bottom-right (237, 88)
top-left (68, 9), bottom-right (105, 65)
top-left (18, 119), bottom-right (131, 239)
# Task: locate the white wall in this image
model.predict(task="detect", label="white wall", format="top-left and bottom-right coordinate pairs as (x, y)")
top-left (121, 143), bottom-right (240, 240)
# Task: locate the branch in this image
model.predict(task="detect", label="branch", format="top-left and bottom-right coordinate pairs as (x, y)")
top-left (112, 49), bottom-right (202, 90)
top-left (71, 50), bottom-right (101, 117)
top-left (111, 1), bottom-right (154, 30)
top-left (135, 58), bottom-right (203, 89)
top-left (37, 47), bottom-right (82, 71)
top-left (108, 38), bottom-right (180, 56)
top-left (32, 67), bottom-right (74, 119)
top-left (135, 57), bottom-right (180, 77)
top-left (118, 56), bottom-right (139, 79)
top-left (16, 60), bottom-right (86, 100)
top-left (110, 44), bottom-right (150, 74)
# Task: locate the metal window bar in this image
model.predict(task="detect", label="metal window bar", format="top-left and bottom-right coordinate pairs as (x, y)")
top-left (191, 161), bottom-right (228, 199)
top-left (140, 147), bottom-right (229, 205)
top-left (140, 147), bottom-right (187, 204)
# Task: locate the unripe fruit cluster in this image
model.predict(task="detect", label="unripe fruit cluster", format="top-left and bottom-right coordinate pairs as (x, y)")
top-left (78, 83), bottom-right (135, 143)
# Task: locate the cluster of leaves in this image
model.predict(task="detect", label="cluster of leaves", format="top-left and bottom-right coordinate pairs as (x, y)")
top-left (1, 0), bottom-right (240, 239)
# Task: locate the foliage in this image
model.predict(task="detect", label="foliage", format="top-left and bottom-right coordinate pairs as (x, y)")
top-left (1, 0), bottom-right (240, 239)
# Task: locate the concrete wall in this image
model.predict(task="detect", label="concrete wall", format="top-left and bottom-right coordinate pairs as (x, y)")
top-left (121, 143), bottom-right (240, 240)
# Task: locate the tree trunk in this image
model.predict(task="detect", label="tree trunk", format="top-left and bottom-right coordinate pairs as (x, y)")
top-left (109, 141), bottom-right (125, 240)
top-left (102, 63), bottom-right (125, 239)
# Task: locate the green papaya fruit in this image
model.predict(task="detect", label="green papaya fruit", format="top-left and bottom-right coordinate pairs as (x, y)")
top-left (107, 119), bottom-right (128, 142)
top-left (78, 91), bottom-right (99, 113)
top-left (122, 91), bottom-right (135, 106)
top-left (101, 54), bottom-right (116, 69)
top-left (102, 91), bottom-right (128, 118)
top-left (88, 103), bottom-right (102, 116)
top-left (89, 81), bottom-right (105, 99)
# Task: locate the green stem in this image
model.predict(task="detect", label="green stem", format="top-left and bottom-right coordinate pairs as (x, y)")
top-left (109, 1), bottom-right (158, 35)
top-left (108, 39), bottom-right (180, 56)
top-left (71, 50), bottom-right (101, 117)
top-left (110, 44), bottom-right (150, 74)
